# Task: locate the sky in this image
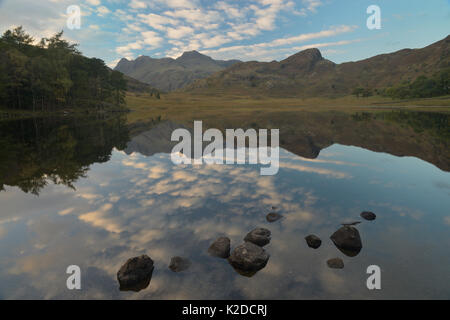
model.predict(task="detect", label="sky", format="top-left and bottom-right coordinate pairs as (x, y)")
top-left (0, 0), bottom-right (449, 68)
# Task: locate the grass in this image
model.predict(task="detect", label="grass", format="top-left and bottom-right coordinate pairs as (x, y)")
top-left (125, 92), bottom-right (450, 125)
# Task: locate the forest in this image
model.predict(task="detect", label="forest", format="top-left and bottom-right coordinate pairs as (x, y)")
top-left (0, 26), bottom-right (127, 111)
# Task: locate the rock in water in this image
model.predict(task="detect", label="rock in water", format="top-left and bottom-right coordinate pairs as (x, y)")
top-left (169, 256), bottom-right (191, 272)
top-left (330, 226), bottom-right (362, 257)
top-left (327, 258), bottom-right (344, 269)
top-left (228, 242), bottom-right (270, 274)
top-left (208, 236), bottom-right (231, 258)
top-left (266, 212), bottom-right (282, 222)
top-left (305, 234), bottom-right (322, 249)
top-left (244, 228), bottom-right (271, 246)
top-left (360, 211), bottom-right (376, 221)
top-left (117, 255), bottom-right (154, 292)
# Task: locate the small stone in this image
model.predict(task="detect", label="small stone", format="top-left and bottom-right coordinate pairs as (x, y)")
top-left (244, 228), bottom-right (271, 246)
top-left (208, 236), bottom-right (231, 258)
top-left (266, 212), bottom-right (282, 222)
top-left (168, 256), bottom-right (191, 272)
top-left (228, 242), bottom-right (270, 273)
top-left (305, 234), bottom-right (322, 249)
top-left (360, 211), bottom-right (376, 221)
top-left (117, 255), bottom-right (154, 292)
top-left (330, 226), bottom-right (362, 257)
top-left (327, 258), bottom-right (344, 269)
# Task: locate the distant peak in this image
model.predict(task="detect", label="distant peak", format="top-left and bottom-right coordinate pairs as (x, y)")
top-left (281, 48), bottom-right (323, 66)
top-left (292, 48), bottom-right (322, 60)
top-left (177, 50), bottom-right (209, 60)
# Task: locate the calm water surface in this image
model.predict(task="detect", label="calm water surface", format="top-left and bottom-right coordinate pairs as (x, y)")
top-left (0, 112), bottom-right (449, 299)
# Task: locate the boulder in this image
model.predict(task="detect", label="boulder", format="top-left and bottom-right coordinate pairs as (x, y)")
top-left (360, 211), bottom-right (376, 221)
top-left (266, 212), bottom-right (282, 222)
top-left (244, 228), bottom-right (271, 246)
top-left (330, 226), bottom-right (362, 257)
top-left (327, 258), bottom-right (344, 269)
top-left (117, 255), bottom-right (154, 292)
top-left (228, 242), bottom-right (270, 274)
top-left (305, 234), bottom-right (322, 249)
top-left (168, 256), bottom-right (191, 272)
top-left (208, 236), bottom-right (231, 258)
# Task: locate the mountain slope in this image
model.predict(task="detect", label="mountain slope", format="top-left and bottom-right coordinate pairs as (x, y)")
top-left (114, 51), bottom-right (240, 92)
top-left (185, 35), bottom-right (450, 97)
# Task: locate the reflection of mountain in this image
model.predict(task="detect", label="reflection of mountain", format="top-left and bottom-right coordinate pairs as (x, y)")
top-left (0, 116), bottom-right (130, 195)
top-left (124, 121), bottom-right (186, 156)
top-left (276, 111), bottom-right (449, 172)
top-left (126, 111), bottom-right (449, 172)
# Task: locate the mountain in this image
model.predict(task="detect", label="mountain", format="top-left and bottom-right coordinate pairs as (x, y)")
top-left (185, 35), bottom-right (450, 97)
top-left (114, 51), bottom-right (240, 92)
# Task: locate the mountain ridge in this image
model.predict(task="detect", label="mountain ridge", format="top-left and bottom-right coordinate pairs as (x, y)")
top-left (185, 35), bottom-right (450, 97)
top-left (114, 50), bottom-right (240, 92)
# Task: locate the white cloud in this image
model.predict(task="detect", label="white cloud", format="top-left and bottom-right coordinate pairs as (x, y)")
top-left (166, 26), bottom-right (194, 39)
top-left (86, 0), bottom-right (101, 6)
top-left (138, 13), bottom-right (178, 31)
top-left (129, 0), bottom-right (147, 10)
top-left (97, 5), bottom-right (110, 16)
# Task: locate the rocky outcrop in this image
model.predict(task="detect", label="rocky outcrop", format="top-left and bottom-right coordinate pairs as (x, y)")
top-left (244, 228), bottom-right (271, 246)
top-left (327, 258), bottom-right (344, 269)
top-left (117, 255), bottom-right (154, 292)
top-left (305, 235), bottom-right (322, 249)
top-left (361, 211), bottom-right (376, 221)
top-left (208, 236), bottom-right (231, 258)
top-left (330, 226), bottom-right (362, 257)
top-left (168, 256), bottom-right (191, 272)
top-left (228, 242), bottom-right (270, 275)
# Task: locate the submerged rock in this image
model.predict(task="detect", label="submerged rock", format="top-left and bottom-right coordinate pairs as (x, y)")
top-left (361, 211), bottom-right (376, 221)
top-left (266, 212), bottom-right (282, 222)
top-left (208, 236), bottom-right (231, 258)
top-left (341, 221), bottom-right (361, 226)
top-left (327, 258), bottom-right (344, 269)
top-left (228, 242), bottom-right (270, 274)
top-left (244, 228), bottom-right (271, 246)
top-left (117, 255), bottom-right (154, 292)
top-left (168, 256), bottom-right (191, 272)
top-left (305, 234), bottom-right (322, 249)
top-left (330, 226), bottom-right (362, 257)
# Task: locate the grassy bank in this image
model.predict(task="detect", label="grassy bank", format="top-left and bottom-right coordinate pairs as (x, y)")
top-left (125, 92), bottom-right (450, 125)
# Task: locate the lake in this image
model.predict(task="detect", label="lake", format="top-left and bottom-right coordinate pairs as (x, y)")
top-left (0, 111), bottom-right (449, 299)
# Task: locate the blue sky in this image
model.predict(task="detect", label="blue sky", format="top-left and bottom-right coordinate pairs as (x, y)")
top-left (0, 0), bottom-right (448, 67)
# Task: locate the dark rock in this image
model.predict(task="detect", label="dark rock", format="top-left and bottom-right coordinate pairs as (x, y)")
top-left (168, 256), bottom-right (191, 272)
top-left (117, 255), bottom-right (154, 292)
top-left (305, 234), bottom-right (322, 249)
top-left (327, 258), bottom-right (344, 269)
top-left (266, 212), bottom-right (282, 222)
top-left (228, 242), bottom-right (270, 274)
top-left (330, 226), bottom-right (362, 257)
top-left (244, 228), bottom-right (271, 246)
top-left (360, 211), bottom-right (376, 221)
top-left (208, 236), bottom-right (231, 258)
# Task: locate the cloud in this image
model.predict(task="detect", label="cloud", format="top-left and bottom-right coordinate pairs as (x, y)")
top-left (97, 5), bottom-right (110, 16)
top-left (129, 0), bottom-right (147, 9)
top-left (201, 26), bottom-right (359, 61)
top-left (86, 0), bottom-right (101, 6)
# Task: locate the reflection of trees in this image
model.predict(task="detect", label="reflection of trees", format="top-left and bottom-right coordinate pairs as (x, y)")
top-left (0, 115), bottom-right (129, 195)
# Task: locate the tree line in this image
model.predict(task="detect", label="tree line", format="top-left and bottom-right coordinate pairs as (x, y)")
top-left (352, 68), bottom-right (450, 99)
top-left (0, 26), bottom-right (127, 111)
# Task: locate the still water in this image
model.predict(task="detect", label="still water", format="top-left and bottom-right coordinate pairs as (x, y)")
top-left (0, 112), bottom-right (449, 299)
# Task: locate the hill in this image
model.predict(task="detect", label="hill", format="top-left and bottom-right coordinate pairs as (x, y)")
top-left (114, 50), bottom-right (240, 92)
top-left (185, 35), bottom-right (450, 97)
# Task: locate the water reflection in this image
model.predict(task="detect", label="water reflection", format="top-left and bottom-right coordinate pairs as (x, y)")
top-left (0, 115), bottom-right (130, 195)
top-left (0, 110), bottom-right (449, 299)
